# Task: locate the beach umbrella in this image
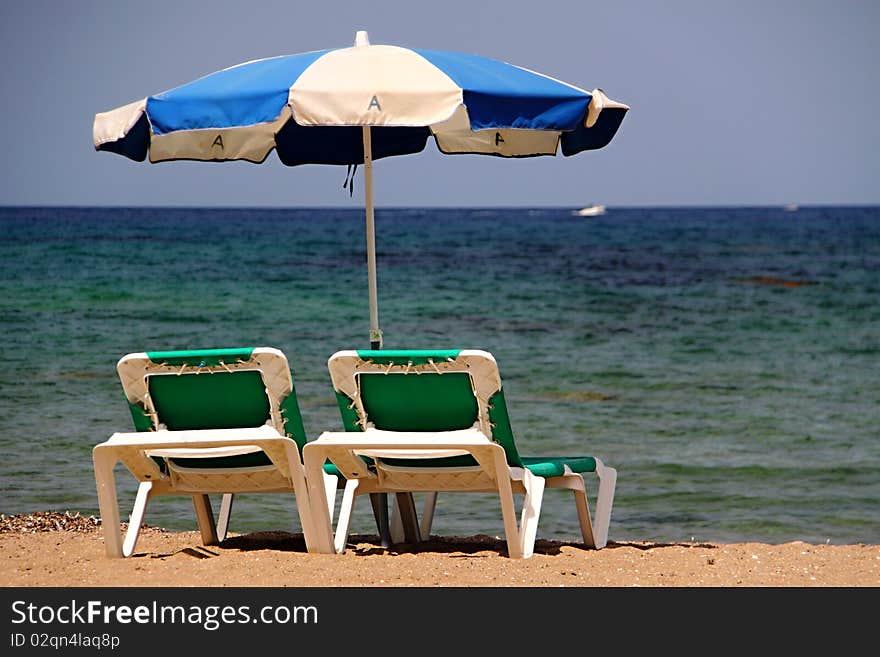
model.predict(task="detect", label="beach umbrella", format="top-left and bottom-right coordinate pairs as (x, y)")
top-left (93, 30), bottom-right (629, 349)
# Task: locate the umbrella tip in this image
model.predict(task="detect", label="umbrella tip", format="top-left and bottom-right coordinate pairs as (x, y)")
top-left (355, 30), bottom-right (370, 47)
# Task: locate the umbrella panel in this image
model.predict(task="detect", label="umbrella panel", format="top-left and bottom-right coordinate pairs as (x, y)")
top-left (276, 122), bottom-right (430, 166)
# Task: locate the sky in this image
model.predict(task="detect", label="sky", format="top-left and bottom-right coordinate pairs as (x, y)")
top-left (1, 0), bottom-right (878, 208)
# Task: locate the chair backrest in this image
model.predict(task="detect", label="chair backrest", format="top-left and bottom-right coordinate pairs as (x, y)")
top-left (327, 349), bottom-right (524, 467)
top-left (116, 347), bottom-right (307, 452)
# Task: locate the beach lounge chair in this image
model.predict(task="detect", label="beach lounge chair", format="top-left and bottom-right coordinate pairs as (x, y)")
top-left (302, 349), bottom-right (617, 559)
top-left (92, 347), bottom-right (335, 557)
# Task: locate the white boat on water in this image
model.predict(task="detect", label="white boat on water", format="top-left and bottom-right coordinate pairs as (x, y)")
top-left (573, 204), bottom-right (606, 217)
top-left (784, 203), bottom-right (799, 212)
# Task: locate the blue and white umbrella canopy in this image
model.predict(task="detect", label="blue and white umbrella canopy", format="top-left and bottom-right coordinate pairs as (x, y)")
top-left (94, 31), bottom-right (627, 165)
top-left (94, 31), bottom-right (628, 347)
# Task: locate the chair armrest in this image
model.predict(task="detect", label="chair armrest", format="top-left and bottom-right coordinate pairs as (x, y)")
top-left (304, 428), bottom-right (503, 479)
top-left (94, 425), bottom-right (296, 480)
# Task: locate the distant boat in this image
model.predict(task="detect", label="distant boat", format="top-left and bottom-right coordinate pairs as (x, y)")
top-left (783, 203), bottom-right (799, 212)
top-left (573, 204), bottom-right (606, 217)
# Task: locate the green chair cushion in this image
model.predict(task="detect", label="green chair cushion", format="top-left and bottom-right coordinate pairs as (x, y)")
top-left (334, 350), bottom-right (525, 468)
top-left (321, 461), bottom-right (343, 477)
top-left (378, 455), bottom-right (480, 469)
top-left (171, 454), bottom-right (344, 475)
top-left (377, 455), bottom-right (597, 477)
top-left (130, 347), bottom-right (308, 469)
top-left (521, 455), bottom-right (597, 477)
top-left (359, 372), bottom-right (477, 432)
top-left (149, 371), bottom-right (270, 431)
top-left (169, 452), bottom-right (274, 469)
top-left (146, 348), bottom-right (254, 367)
top-left (356, 349), bottom-right (461, 365)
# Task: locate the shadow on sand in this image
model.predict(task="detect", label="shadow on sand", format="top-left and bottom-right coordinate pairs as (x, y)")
top-left (209, 531), bottom-right (718, 558)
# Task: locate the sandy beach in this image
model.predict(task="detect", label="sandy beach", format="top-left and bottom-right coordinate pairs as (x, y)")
top-left (1, 512), bottom-right (877, 587)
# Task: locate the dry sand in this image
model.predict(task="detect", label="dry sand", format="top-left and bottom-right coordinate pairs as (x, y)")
top-left (1, 512), bottom-right (878, 587)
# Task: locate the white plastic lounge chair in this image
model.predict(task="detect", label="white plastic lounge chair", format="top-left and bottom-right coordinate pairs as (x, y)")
top-left (93, 347), bottom-right (336, 557)
top-left (303, 349), bottom-right (617, 559)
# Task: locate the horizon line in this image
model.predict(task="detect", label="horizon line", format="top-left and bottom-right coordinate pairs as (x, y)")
top-left (2, 202), bottom-right (879, 210)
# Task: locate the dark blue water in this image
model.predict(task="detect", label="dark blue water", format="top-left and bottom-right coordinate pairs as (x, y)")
top-left (1, 205), bottom-right (877, 545)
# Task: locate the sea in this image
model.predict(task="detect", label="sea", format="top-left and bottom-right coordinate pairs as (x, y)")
top-left (1, 205), bottom-right (877, 546)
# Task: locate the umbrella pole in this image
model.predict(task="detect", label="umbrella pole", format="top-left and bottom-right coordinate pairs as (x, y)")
top-left (363, 126), bottom-right (382, 350)
top-left (363, 125), bottom-right (392, 548)
top-left (361, 126), bottom-right (421, 548)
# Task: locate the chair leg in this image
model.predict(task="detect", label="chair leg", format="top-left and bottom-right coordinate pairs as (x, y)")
top-left (390, 497), bottom-right (404, 544)
top-left (334, 479), bottom-right (360, 553)
top-left (497, 490), bottom-right (522, 558)
top-left (92, 447), bottom-right (123, 558)
top-left (497, 465), bottom-right (546, 559)
top-left (121, 481), bottom-right (153, 557)
top-left (495, 458), bottom-right (524, 558)
top-left (592, 461), bottom-right (617, 549)
top-left (419, 492), bottom-right (438, 541)
top-left (370, 493), bottom-right (392, 548)
top-left (301, 448), bottom-right (335, 554)
top-left (323, 472), bottom-right (339, 526)
top-left (216, 494), bottom-right (234, 542)
top-left (192, 494), bottom-right (219, 546)
top-left (571, 479), bottom-right (597, 548)
top-left (519, 471), bottom-right (545, 559)
top-left (390, 493), bottom-right (421, 543)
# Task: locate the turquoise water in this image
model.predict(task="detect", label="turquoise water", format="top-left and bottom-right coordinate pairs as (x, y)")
top-left (1, 205), bottom-right (877, 545)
